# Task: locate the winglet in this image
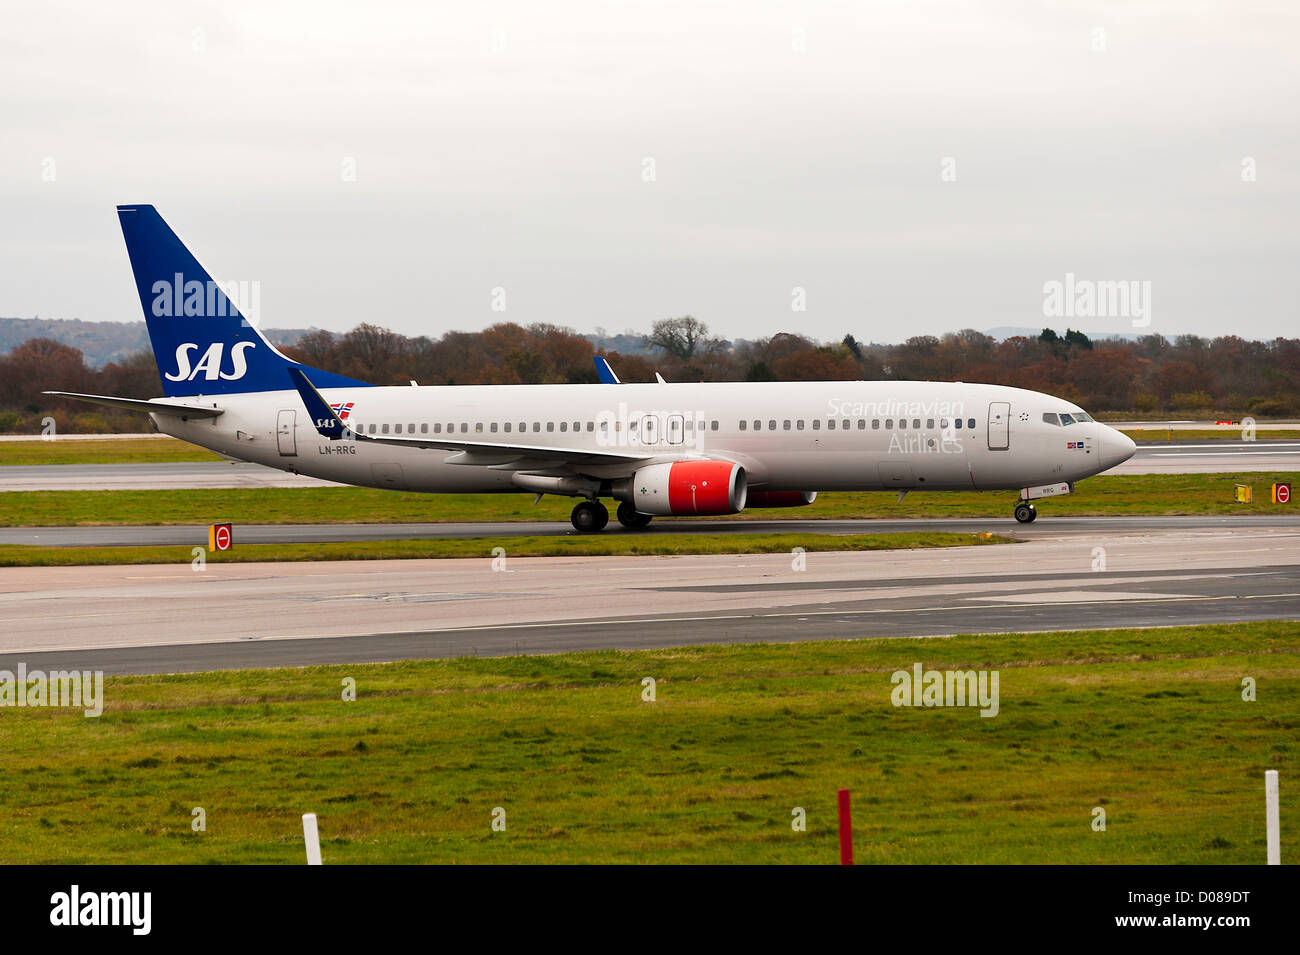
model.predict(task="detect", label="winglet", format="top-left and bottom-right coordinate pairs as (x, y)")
top-left (287, 366), bottom-right (350, 440)
top-left (593, 355), bottom-right (621, 384)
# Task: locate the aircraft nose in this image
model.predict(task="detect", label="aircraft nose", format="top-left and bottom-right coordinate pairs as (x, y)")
top-left (1097, 425), bottom-right (1137, 470)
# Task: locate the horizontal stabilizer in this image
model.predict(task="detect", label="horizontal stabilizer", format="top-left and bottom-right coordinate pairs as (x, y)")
top-left (42, 391), bottom-right (224, 418)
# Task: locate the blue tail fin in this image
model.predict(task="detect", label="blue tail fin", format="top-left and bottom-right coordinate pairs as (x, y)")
top-left (116, 205), bottom-right (371, 397)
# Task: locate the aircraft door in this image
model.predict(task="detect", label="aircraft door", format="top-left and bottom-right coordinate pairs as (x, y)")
top-left (987, 402), bottom-right (1010, 451)
top-left (277, 409), bottom-right (297, 456)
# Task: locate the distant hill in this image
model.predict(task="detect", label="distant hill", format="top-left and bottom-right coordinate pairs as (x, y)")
top-left (0, 317), bottom-right (315, 367)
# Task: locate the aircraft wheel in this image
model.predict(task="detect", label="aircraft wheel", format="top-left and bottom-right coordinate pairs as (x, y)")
top-left (571, 501), bottom-right (604, 533)
top-left (616, 501), bottom-right (653, 529)
top-left (1014, 502), bottom-right (1037, 524)
top-left (591, 500), bottom-right (609, 531)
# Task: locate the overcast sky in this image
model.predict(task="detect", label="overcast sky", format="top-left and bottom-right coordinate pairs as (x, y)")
top-left (2, 1), bottom-right (1296, 344)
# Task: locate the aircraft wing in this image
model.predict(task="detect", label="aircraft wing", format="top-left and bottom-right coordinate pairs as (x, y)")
top-left (286, 367), bottom-right (649, 467)
top-left (42, 391), bottom-right (224, 419)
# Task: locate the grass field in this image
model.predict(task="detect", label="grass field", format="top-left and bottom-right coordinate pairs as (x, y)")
top-left (1123, 428), bottom-right (1300, 441)
top-left (0, 621), bottom-right (1294, 864)
top-left (0, 438), bottom-right (221, 465)
top-left (1, 472), bottom-right (1295, 527)
top-left (0, 532), bottom-right (1009, 567)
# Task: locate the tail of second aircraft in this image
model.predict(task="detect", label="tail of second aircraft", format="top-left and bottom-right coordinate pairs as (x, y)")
top-left (116, 205), bottom-right (370, 398)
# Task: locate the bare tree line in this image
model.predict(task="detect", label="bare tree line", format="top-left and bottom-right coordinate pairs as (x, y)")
top-left (1, 317), bottom-right (1297, 433)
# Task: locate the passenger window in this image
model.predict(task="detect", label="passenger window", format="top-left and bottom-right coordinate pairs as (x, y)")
top-left (547, 422), bottom-right (554, 432)
top-left (533, 422), bottom-right (540, 432)
top-left (952, 419), bottom-right (961, 430)
top-left (872, 419), bottom-right (880, 430)
top-left (433, 423), bottom-right (441, 434)
top-left (769, 420), bottom-right (777, 430)
top-left (885, 419), bottom-right (893, 429)
top-left (503, 422), bottom-right (511, 433)
top-left (409, 423), bottom-right (415, 433)
top-left (927, 419), bottom-right (934, 429)
top-left (796, 420), bottom-right (804, 430)
top-left (857, 419), bottom-right (866, 430)
top-left (490, 423), bottom-right (498, 433)
top-left (475, 423), bottom-right (483, 433)
top-left (573, 421), bottom-right (580, 432)
top-left (421, 423), bottom-right (429, 434)
top-left (586, 422), bottom-right (594, 432)
top-left (560, 422), bottom-right (568, 432)
top-left (369, 424), bottom-right (377, 434)
top-left (912, 419), bottom-right (921, 429)
top-left (739, 420), bottom-right (747, 431)
top-left (394, 423), bottom-right (402, 434)
top-left (812, 419), bottom-right (821, 430)
top-left (753, 420), bottom-right (761, 430)
top-left (784, 420), bottom-right (792, 430)
top-left (711, 421), bottom-right (718, 431)
top-left (967, 418), bottom-right (975, 429)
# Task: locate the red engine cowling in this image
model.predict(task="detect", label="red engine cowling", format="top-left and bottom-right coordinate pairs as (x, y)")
top-left (746, 491), bottom-right (817, 509)
top-left (626, 461), bottom-right (747, 516)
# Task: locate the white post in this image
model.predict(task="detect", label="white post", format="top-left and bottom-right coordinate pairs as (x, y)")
top-left (303, 812), bottom-right (323, 865)
top-left (1265, 771), bottom-right (1280, 865)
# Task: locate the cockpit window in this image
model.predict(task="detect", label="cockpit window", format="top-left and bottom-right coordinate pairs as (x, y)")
top-left (1074, 411), bottom-right (1092, 422)
top-left (1042, 413), bottom-right (1061, 426)
top-left (1059, 413), bottom-right (1076, 425)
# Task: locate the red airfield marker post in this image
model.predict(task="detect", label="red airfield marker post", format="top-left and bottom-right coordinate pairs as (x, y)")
top-left (837, 788), bottom-right (853, 865)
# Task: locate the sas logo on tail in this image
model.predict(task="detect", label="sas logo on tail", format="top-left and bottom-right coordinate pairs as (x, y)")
top-left (329, 402), bottom-right (355, 421)
top-left (166, 342), bottom-right (255, 382)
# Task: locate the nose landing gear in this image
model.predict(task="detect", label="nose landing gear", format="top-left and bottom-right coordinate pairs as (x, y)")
top-left (1013, 502), bottom-right (1037, 524)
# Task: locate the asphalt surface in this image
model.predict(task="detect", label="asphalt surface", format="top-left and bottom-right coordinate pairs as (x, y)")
top-left (1, 522), bottom-right (1297, 674)
top-left (0, 439), bottom-right (1296, 490)
top-left (4, 514), bottom-right (1300, 546)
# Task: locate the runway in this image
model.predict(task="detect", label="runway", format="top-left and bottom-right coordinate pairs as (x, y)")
top-left (0, 440), bottom-right (1296, 491)
top-left (5, 514), bottom-right (1300, 546)
top-left (1, 522), bottom-right (1297, 674)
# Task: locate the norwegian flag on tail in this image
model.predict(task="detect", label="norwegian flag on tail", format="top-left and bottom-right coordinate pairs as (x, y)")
top-left (329, 401), bottom-right (355, 421)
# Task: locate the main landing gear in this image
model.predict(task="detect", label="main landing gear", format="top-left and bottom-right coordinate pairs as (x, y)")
top-left (569, 500), bottom-right (654, 532)
top-left (1013, 502), bottom-right (1037, 524)
top-left (616, 501), bottom-right (653, 529)
top-left (570, 500), bottom-right (609, 533)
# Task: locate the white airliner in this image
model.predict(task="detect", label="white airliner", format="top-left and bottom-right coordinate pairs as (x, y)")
top-left (49, 206), bottom-right (1136, 531)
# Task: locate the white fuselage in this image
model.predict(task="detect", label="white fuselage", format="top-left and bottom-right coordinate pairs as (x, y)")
top-left (152, 379), bottom-right (1133, 495)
